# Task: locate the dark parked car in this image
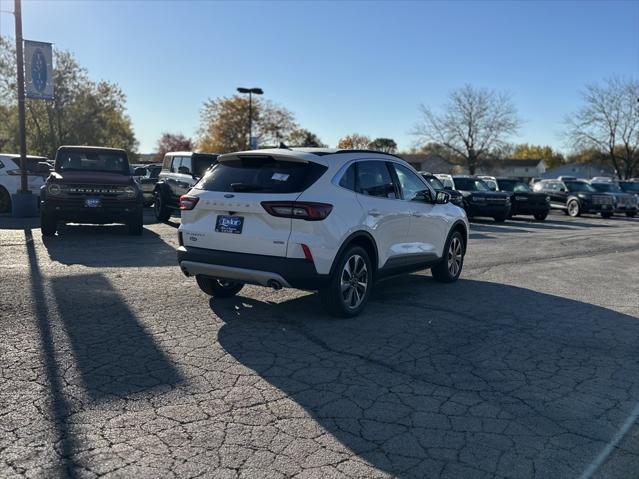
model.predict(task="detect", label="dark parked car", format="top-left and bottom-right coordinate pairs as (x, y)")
top-left (590, 181), bottom-right (637, 217)
top-left (40, 146), bottom-right (145, 236)
top-left (619, 181), bottom-right (639, 201)
top-left (154, 152), bottom-right (218, 221)
top-left (451, 176), bottom-right (511, 222)
top-left (533, 179), bottom-right (614, 217)
top-left (495, 177), bottom-right (550, 221)
top-left (420, 172), bottom-right (464, 208)
top-left (138, 164), bottom-right (161, 206)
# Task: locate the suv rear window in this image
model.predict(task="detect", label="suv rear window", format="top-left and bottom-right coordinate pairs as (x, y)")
top-left (196, 156), bottom-right (327, 194)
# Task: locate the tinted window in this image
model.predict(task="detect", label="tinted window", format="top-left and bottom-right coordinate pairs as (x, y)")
top-left (423, 175), bottom-right (445, 190)
top-left (55, 149), bottom-right (129, 174)
top-left (498, 180), bottom-right (531, 192)
top-left (338, 164), bottom-right (356, 191)
top-left (196, 156), bottom-right (327, 194)
top-left (565, 181), bottom-right (595, 192)
top-left (178, 156), bottom-right (192, 175)
top-left (356, 161), bottom-right (396, 198)
top-left (619, 182), bottom-right (639, 193)
top-left (591, 183), bottom-right (621, 192)
top-left (393, 163), bottom-right (428, 201)
top-left (452, 177), bottom-right (490, 191)
top-left (192, 154), bottom-right (218, 178)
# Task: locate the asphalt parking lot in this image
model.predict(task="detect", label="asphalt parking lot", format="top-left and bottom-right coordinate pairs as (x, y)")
top-left (1, 211), bottom-right (638, 478)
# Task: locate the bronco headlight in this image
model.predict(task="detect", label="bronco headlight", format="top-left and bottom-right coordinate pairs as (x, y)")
top-left (123, 186), bottom-right (136, 198)
top-left (47, 183), bottom-right (62, 195)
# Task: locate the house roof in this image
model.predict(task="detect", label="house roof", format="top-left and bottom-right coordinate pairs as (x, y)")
top-left (497, 159), bottom-right (544, 167)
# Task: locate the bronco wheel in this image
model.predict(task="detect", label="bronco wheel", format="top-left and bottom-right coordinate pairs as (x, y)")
top-left (567, 199), bottom-right (581, 217)
top-left (196, 276), bottom-right (244, 298)
top-left (626, 211), bottom-right (636, 218)
top-left (154, 190), bottom-right (170, 222)
top-left (40, 214), bottom-right (57, 236)
top-left (320, 245), bottom-right (372, 318)
top-left (534, 212), bottom-right (548, 221)
top-left (0, 187), bottom-right (11, 214)
top-left (128, 210), bottom-right (144, 235)
top-left (432, 231), bottom-right (465, 283)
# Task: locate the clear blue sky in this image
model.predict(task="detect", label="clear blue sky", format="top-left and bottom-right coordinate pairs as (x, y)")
top-left (1, 0), bottom-right (638, 153)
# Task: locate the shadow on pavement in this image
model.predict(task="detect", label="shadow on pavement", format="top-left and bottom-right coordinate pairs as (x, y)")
top-left (50, 273), bottom-right (183, 400)
top-left (41, 223), bottom-right (177, 268)
top-left (213, 276), bottom-right (639, 478)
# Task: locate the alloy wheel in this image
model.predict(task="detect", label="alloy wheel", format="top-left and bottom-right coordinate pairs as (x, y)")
top-left (340, 254), bottom-right (368, 309)
top-left (447, 237), bottom-right (463, 277)
top-left (568, 201), bottom-right (579, 216)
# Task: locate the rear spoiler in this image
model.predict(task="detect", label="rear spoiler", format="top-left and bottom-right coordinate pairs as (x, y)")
top-left (217, 153), bottom-right (312, 165)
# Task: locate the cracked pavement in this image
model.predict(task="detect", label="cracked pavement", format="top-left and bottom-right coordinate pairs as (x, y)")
top-left (1, 211), bottom-right (638, 478)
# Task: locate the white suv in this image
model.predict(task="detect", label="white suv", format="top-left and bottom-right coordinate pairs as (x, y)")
top-left (177, 148), bottom-right (469, 317)
top-left (0, 154), bottom-right (51, 213)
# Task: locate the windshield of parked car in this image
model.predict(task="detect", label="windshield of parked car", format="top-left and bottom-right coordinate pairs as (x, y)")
top-left (453, 177), bottom-right (490, 191)
top-left (498, 180), bottom-right (531, 192)
top-left (591, 183), bottom-right (622, 193)
top-left (480, 178), bottom-right (498, 190)
top-left (619, 182), bottom-right (639, 193)
top-left (192, 154), bottom-right (219, 178)
top-left (423, 175), bottom-right (446, 190)
top-left (564, 181), bottom-right (596, 193)
top-left (55, 149), bottom-right (129, 174)
top-left (146, 165), bottom-right (161, 179)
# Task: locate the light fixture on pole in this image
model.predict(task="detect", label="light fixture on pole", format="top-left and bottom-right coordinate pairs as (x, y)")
top-left (237, 87), bottom-right (263, 149)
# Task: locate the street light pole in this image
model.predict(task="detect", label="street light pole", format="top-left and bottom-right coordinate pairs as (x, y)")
top-left (14, 0), bottom-right (28, 194)
top-left (237, 87), bottom-right (263, 149)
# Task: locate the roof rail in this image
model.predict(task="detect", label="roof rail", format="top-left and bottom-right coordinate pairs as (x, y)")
top-left (330, 149), bottom-right (405, 160)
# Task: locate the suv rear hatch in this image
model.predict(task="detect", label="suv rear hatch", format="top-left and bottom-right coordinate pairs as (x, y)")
top-left (181, 154), bottom-right (327, 257)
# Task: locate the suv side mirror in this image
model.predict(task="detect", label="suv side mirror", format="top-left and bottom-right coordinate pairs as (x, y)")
top-left (133, 167), bottom-right (147, 176)
top-left (414, 190), bottom-right (431, 202)
top-left (435, 191), bottom-right (450, 204)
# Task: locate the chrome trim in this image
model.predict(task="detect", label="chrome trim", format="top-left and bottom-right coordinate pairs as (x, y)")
top-left (179, 260), bottom-right (291, 288)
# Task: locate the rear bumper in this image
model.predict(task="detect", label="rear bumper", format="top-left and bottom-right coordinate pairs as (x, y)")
top-left (177, 246), bottom-right (328, 290)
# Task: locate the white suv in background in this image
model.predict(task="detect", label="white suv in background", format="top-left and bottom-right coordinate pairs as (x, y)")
top-left (0, 154), bottom-right (51, 213)
top-left (177, 148), bottom-right (469, 317)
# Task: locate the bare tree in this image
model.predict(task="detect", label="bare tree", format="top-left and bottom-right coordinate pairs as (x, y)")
top-left (565, 77), bottom-right (639, 179)
top-left (413, 84), bottom-right (521, 174)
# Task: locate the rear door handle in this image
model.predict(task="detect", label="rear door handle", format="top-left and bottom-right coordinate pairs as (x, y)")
top-left (368, 209), bottom-right (382, 217)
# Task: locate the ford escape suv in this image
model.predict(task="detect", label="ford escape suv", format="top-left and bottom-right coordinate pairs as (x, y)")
top-left (177, 148), bottom-right (469, 317)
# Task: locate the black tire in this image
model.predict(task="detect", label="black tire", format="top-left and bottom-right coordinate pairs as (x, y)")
top-left (41, 214), bottom-right (57, 236)
top-left (154, 190), bottom-right (170, 222)
top-left (601, 212), bottom-right (613, 219)
top-left (127, 210), bottom-right (144, 235)
top-left (493, 214), bottom-right (507, 223)
top-left (320, 245), bottom-right (373, 318)
top-left (0, 186), bottom-right (11, 214)
top-left (534, 212), bottom-right (548, 221)
top-left (196, 275), bottom-right (244, 298)
top-left (567, 199), bottom-right (581, 217)
top-left (626, 212), bottom-right (637, 218)
top-left (432, 230), bottom-right (465, 283)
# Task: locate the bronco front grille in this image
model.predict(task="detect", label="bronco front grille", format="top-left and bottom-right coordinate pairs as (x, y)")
top-left (592, 195), bottom-right (613, 205)
top-left (66, 185), bottom-right (124, 196)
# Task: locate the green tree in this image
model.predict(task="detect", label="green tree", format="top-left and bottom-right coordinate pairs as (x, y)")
top-left (565, 77), bottom-right (639, 179)
top-left (368, 137), bottom-right (397, 153)
top-left (413, 84), bottom-right (521, 174)
top-left (337, 133), bottom-right (371, 149)
top-left (0, 36), bottom-right (138, 160)
top-left (287, 128), bottom-right (326, 147)
top-left (198, 95), bottom-right (297, 153)
top-left (154, 132), bottom-right (194, 161)
top-left (512, 143), bottom-right (565, 169)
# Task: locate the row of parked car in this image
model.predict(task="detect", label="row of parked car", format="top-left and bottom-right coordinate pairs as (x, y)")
top-left (3, 146), bottom-right (638, 317)
top-left (421, 173), bottom-right (638, 222)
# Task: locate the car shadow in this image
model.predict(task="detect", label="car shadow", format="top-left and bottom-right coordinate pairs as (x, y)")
top-left (41, 223), bottom-right (177, 267)
top-left (213, 276), bottom-right (639, 478)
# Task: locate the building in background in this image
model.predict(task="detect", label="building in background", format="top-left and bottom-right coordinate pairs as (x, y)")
top-left (542, 162), bottom-right (616, 180)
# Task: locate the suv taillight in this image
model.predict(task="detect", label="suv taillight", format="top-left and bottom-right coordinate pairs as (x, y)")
top-left (179, 195), bottom-right (199, 210)
top-left (261, 201), bottom-right (333, 221)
